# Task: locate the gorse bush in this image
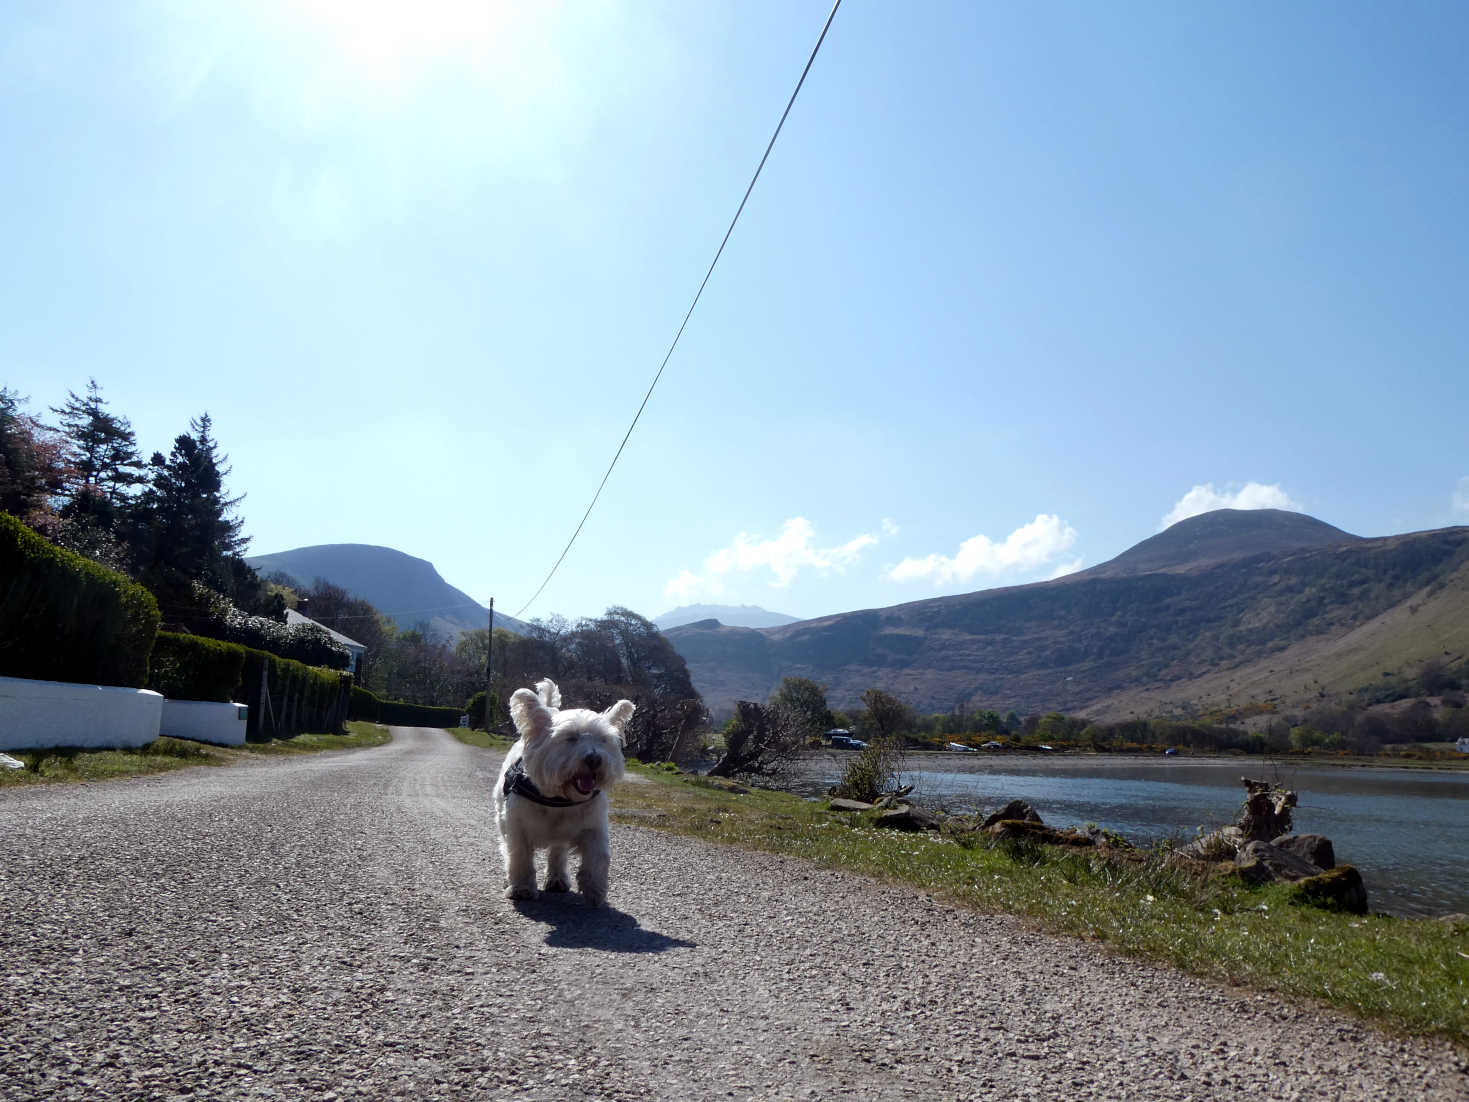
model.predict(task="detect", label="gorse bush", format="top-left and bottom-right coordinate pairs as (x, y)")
top-left (146, 632), bottom-right (246, 702)
top-left (0, 511), bottom-right (159, 686)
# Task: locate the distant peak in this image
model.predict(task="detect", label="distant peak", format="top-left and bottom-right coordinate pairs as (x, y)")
top-left (1086, 508), bottom-right (1360, 578)
top-left (654, 603), bottom-right (798, 631)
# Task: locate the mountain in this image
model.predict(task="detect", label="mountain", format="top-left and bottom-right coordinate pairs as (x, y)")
top-left (653, 604), bottom-right (800, 631)
top-left (246, 544), bottom-right (532, 640)
top-left (1079, 509), bottom-right (1360, 578)
top-left (663, 511), bottom-right (1469, 721)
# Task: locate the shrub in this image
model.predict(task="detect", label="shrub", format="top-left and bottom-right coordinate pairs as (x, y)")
top-left (350, 685), bottom-right (382, 723)
top-left (0, 511), bottom-right (159, 686)
top-left (464, 690), bottom-right (500, 729)
top-left (147, 632), bottom-right (246, 702)
top-left (220, 601), bottom-right (350, 669)
top-left (831, 735), bottom-right (906, 802)
top-left (378, 699), bottom-right (462, 727)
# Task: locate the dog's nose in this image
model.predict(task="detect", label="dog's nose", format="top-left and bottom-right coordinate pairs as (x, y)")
top-left (583, 751), bottom-right (601, 770)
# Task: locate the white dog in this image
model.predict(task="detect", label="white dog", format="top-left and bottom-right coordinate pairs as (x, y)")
top-left (493, 678), bottom-right (633, 906)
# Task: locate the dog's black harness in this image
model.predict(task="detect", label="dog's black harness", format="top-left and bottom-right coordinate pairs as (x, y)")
top-left (502, 759), bottom-right (599, 808)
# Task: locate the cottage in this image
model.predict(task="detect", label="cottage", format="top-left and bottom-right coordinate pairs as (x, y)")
top-left (286, 609), bottom-right (366, 675)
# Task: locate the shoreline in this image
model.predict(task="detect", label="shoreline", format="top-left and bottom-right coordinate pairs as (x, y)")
top-left (864, 747), bottom-right (1469, 773)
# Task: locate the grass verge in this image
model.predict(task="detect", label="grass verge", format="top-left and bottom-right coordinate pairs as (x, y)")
top-left (0, 721), bottom-right (391, 786)
top-left (241, 720), bottom-right (391, 756)
top-left (449, 727), bottom-right (515, 752)
top-left (609, 764), bottom-right (1469, 1047)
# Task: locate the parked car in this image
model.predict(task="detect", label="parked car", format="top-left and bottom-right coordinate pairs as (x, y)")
top-left (829, 734), bottom-right (868, 750)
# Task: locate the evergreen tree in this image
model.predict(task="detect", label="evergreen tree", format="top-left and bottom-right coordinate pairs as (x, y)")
top-left (134, 413), bottom-right (248, 589)
top-left (50, 379), bottom-right (145, 526)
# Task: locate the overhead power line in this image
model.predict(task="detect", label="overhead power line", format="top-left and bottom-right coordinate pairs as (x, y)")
top-left (512, 0), bottom-right (844, 620)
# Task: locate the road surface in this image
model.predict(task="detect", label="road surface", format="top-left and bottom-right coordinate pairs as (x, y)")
top-left (1, 726), bottom-right (1463, 1100)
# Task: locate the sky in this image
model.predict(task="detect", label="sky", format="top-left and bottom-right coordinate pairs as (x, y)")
top-left (4, 1), bottom-right (1467, 625)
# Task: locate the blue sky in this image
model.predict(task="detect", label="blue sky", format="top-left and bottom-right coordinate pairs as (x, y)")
top-left (4, 1), bottom-right (1466, 624)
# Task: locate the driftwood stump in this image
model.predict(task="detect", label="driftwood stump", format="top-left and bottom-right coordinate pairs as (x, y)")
top-left (1237, 777), bottom-right (1296, 842)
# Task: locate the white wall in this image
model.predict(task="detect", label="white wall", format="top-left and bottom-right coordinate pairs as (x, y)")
top-left (0, 676), bottom-right (162, 751)
top-left (160, 699), bottom-right (248, 747)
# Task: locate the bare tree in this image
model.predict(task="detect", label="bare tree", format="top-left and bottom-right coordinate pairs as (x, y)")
top-left (708, 700), bottom-right (805, 779)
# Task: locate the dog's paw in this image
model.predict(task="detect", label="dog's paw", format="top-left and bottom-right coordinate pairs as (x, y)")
top-left (505, 884), bottom-right (538, 901)
top-left (543, 874), bottom-right (571, 893)
top-left (577, 873), bottom-right (608, 907)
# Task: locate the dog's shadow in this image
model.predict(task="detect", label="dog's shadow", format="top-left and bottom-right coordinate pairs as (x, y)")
top-left (512, 896), bottom-right (696, 954)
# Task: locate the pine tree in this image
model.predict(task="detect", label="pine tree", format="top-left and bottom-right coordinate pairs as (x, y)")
top-left (50, 379), bottom-right (145, 524)
top-left (134, 413), bottom-right (248, 588)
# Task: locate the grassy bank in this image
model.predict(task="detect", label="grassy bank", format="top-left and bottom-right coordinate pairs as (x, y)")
top-left (0, 720), bottom-right (391, 786)
top-left (609, 764), bottom-right (1469, 1047)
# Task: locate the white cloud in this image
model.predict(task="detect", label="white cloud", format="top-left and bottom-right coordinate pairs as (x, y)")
top-left (1160, 482), bottom-right (1301, 530)
top-left (662, 568), bottom-right (709, 606)
top-left (1453, 476), bottom-right (1469, 519)
top-left (1047, 558), bottom-right (1084, 580)
top-left (888, 514), bottom-right (1080, 585)
top-left (664, 518), bottom-right (884, 603)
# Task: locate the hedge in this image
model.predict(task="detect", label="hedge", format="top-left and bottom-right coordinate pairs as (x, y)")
top-left (349, 686), bottom-right (461, 728)
top-left (464, 690), bottom-right (501, 729)
top-left (239, 646), bottom-right (352, 741)
top-left (0, 511), bottom-right (160, 687)
top-left (145, 632), bottom-right (247, 703)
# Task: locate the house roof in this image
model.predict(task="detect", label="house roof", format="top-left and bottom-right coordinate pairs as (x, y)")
top-left (286, 608), bottom-right (366, 652)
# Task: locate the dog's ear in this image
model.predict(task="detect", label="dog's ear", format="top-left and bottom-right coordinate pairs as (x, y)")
top-left (601, 699), bottom-right (635, 740)
top-left (509, 688), bottom-right (554, 742)
top-left (534, 678), bottom-right (562, 710)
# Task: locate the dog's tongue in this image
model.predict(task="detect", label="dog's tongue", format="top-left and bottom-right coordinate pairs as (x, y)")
top-left (574, 772), bottom-right (597, 795)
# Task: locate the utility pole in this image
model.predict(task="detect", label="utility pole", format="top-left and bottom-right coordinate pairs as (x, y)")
top-left (484, 597), bottom-right (494, 732)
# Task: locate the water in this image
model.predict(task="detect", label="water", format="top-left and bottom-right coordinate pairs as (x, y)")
top-left (791, 753), bottom-right (1469, 917)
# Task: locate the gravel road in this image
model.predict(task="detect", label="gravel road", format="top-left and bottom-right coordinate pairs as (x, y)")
top-left (1, 726), bottom-right (1463, 1100)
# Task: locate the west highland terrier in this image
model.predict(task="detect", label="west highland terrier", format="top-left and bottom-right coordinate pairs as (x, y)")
top-left (493, 678), bottom-right (633, 906)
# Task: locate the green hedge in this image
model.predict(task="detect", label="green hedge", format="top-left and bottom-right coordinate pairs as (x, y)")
top-left (146, 632), bottom-right (247, 703)
top-left (464, 690), bottom-right (500, 729)
top-left (0, 511), bottom-right (160, 686)
top-left (240, 646), bottom-right (352, 741)
top-left (349, 686), bottom-right (461, 728)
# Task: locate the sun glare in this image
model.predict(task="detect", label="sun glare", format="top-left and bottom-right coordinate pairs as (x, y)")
top-left (252, 0), bottom-right (537, 111)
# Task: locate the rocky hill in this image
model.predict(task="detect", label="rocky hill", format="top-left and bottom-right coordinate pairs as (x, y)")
top-left (246, 544), bottom-right (531, 640)
top-left (664, 511), bottom-right (1469, 720)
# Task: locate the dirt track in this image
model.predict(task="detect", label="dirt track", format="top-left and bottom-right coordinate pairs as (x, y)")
top-left (0, 726), bottom-right (1463, 1100)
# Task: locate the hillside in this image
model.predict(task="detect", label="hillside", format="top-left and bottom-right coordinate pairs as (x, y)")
top-left (664, 511), bottom-right (1469, 720)
top-left (246, 544), bottom-right (531, 640)
top-left (653, 604), bottom-right (799, 631)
